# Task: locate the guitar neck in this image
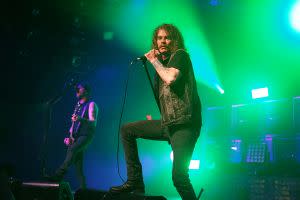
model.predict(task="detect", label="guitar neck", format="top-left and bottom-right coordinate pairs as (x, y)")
top-left (69, 121), bottom-right (75, 138)
top-left (69, 101), bottom-right (82, 139)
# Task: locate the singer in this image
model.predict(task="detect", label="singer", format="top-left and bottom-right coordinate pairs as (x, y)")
top-left (44, 82), bottom-right (98, 189)
top-left (110, 24), bottom-right (202, 200)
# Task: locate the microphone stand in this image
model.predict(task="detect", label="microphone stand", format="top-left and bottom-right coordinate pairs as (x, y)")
top-left (39, 92), bottom-right (63, 178)
top-left (141, 60), bottom-right (161, 114)
top-left (39, 77), bottom-right (77, 178)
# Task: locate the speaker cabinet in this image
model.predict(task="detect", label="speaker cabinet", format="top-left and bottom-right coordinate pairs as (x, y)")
top-left (12, 181), bottom-right (73, 200)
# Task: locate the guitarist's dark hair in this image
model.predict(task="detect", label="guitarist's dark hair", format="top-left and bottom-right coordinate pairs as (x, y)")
top-left (76, 82), bottom-right (91, 96)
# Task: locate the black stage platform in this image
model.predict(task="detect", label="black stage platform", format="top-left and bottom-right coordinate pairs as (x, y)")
top-left (9, 180), bottom-right (168, 200)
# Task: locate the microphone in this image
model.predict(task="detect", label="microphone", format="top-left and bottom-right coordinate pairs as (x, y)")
top-left (131, 55), bottom-right (147, 64)
top-left (136, 55), bottom-right (147, 62)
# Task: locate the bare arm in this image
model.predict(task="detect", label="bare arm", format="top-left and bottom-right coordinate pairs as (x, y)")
top-left (151, 59), bottom-right (180, 86)
top-left (145, 49), bottom-right (181, 86)
top-left (87, 102), bottom-right (98, 127)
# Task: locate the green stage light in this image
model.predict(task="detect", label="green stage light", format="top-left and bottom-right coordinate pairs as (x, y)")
top-left (290, 1), bottom-right (300, 32)
top-left (216, 84), bottom-right (224, 94)
top-left (189, 160), bottom-right (200, 170)
top-left (251, 87), bottom-right (269, 99)
top-left (103, 31), bottom-right (114, 40)
top-left (170, 151), bottom-right (173, 161)
top-left (99, 0), bottom-right (221, 90)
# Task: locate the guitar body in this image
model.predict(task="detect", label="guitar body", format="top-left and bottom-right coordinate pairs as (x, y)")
top-left (64, 101), bottom-right (82, 146)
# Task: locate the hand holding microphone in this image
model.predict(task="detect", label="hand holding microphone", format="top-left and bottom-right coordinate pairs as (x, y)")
top-left (144, 49), bottom-right (160, 63)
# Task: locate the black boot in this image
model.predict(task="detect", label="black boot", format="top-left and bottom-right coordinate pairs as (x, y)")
top-left (109, 180), bottom-right (145, 194)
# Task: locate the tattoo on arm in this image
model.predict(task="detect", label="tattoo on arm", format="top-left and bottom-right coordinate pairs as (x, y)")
top-left (151, 59), bottom-right (179, 85)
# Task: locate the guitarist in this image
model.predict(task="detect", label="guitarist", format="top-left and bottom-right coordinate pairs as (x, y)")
top-left (45, 82), bottom-right (98, 189)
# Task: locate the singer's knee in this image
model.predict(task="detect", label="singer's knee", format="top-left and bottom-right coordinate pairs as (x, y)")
top-left (121, 123), bottom-right (131, 138)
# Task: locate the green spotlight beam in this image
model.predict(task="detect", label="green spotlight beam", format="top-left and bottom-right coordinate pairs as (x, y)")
top-left (290, 0), bottom-right (300, 32)
top-left (99, 0), bottom-right (222, 91)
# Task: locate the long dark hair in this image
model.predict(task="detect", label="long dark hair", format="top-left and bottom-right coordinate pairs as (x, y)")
top-left (151, 24), bottom-right (186, 53)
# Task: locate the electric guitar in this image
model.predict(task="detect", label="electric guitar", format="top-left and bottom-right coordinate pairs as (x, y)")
top-left (65, 101), bottom-right (82, 146)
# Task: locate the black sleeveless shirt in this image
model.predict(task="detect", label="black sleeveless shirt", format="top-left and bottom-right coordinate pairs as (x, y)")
top-left (73, 100), bottom-right (96, 137)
